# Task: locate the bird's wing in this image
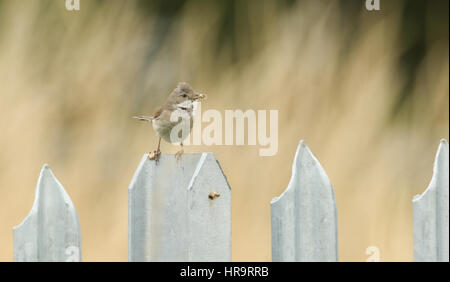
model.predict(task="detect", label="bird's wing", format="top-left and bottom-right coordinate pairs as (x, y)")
top-left (153, 107), bottom-right (163, 119)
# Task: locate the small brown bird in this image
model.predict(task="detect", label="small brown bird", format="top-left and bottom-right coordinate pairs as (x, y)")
top-left (134, 82), bottom-right (206, 162)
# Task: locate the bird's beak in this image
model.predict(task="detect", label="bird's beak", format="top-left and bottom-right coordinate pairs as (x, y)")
top-left (194, 93), bottom-right (207, 101)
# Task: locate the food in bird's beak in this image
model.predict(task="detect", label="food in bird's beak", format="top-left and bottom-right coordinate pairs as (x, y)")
top-left (194, 93), bottom-right (207, 101)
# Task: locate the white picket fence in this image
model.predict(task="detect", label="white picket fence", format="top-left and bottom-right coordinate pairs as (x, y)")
top-left (271, 141), bottom-right (338, 262)
top-left (13, 139), bottom-right (449, 262)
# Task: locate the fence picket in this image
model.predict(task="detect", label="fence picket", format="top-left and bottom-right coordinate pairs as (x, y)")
top-left (413, 139), bottom-right (449, 262)
top-left (128, 153), bottom-right (231, 262)
top-left (13, 165), bottom-right (81, 262)
top-left (271, 140), bottom-right (338, 262)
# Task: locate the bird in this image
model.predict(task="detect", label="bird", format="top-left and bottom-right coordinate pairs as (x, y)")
top-left (133, 82), bottom-right (206, 163)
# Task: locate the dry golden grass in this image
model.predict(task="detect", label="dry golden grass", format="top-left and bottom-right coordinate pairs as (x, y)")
top-left (0, 0), bottom-right (448, 261)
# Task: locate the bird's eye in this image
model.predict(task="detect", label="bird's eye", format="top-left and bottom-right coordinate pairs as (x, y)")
top-left (181, 94), bottom-right (188, 98)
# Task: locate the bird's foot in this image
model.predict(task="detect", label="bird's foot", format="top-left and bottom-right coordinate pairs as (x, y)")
top-left (175, 148), bottom-right (184, 161)
top-left (148, 149), bottom-right (161, 163)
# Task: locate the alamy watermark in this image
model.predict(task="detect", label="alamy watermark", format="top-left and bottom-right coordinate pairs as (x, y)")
top-left (365, 246), bottom-right (380, 262)
top-left (66, 0), bottom-right (80, 11)
top-left (365, 0), bottom-right (380, 11)
top-left (65, 245), bottom-right (80, 262)
top-left (168, 102), bottom-right (278, 156)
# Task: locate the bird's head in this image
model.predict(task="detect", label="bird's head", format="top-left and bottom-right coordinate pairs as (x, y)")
top-left (169, 82), bottom-right (206, 105)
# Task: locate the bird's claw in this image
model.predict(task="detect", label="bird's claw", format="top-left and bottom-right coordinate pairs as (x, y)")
top-left (148, 149), bottom-right (161, 163)
top-left (175, 149), bottom-right (184, 161)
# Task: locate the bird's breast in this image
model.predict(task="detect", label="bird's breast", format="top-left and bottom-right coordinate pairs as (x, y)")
top-left (152, 109), bottom-right (193, 143)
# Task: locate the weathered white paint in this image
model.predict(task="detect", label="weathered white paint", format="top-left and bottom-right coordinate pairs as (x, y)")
top-left (128, 153), bottom-right (231, 262)
top-left (271, 140), bottom-right (338, 262)
top-left (413, 139), bottom-right (449, 262)
top-left (13, 165), bottom-right (81, 262)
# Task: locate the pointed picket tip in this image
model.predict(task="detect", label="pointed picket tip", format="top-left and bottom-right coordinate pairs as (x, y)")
top-left (13, 164), bottom-right (74, 230)
top-left (271, 140), bottom-right (333, 205)
top-left (413, 139), bottom-right (449, 203)
top-left (13, 164), bottom-right (81, 262)
top-left (187, 152), bottom-right (231, 191)
top-left (271, 140), bottom-right (338, 262)
top-left (413, 139), bottom-right (449, 262)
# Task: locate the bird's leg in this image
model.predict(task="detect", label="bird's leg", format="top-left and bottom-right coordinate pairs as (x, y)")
top-left (175, 142), bottom-right (184, 160)
top-left (156, 137), bottom-right (161, 156)
top-left (148, 137), bottom-right (162, 163)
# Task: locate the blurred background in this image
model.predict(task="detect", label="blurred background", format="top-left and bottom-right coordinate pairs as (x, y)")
top-left (0, 0), bottom-right (448, 261)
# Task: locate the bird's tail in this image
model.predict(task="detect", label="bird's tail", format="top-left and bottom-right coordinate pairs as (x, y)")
top-left (133, 115), bottom-right (153, 122)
